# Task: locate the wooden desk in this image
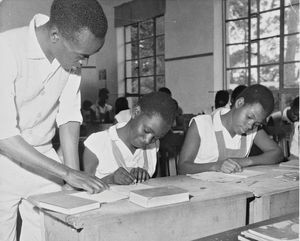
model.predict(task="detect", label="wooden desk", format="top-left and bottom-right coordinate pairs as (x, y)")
top-left (227, 165), bottom-right (299, 223)
top-left (194, 212), bottom-right (299, 241)
top-left (40, 176), bottom-right (251, 241)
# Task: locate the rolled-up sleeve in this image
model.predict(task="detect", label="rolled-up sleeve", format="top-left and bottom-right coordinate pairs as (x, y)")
top-left (56, 73), bottom-right (83, 127)
top-left (0, 37), bottom-right (21, 139)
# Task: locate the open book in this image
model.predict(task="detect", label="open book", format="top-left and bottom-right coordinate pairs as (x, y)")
top-left (129, 186), bottom-right (189, 208)
top-left (240, 217), bottom-right (299, 241)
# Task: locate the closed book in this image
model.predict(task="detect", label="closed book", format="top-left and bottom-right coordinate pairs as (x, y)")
top-left (28, 191), bottom-right (100, 215)
top-left (129, 186), bottom-right (189, 208)
top-left (242, 217), bottom-right (299, 241)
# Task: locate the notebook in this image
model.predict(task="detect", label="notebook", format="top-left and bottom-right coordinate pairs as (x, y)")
top-left (28, 191), bottom-right (100, 215)
top-left (129, 186), bottom-right (189, 208)
top-left (279, 158), bottom-right (299, 169)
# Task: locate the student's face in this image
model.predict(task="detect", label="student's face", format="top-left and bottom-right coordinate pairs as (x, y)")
top-left (129, 113), bottom-right (171, 149)
top-left (232, 101), bottom-right (267, 135)
top-left (53, 29), bottom-right (105, 73)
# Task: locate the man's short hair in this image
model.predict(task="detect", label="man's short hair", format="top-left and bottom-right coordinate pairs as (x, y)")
top-left (215, 90), bottom-right (229, 109)
top-left (137, 92), bottom-right (178, 126)
top-left (50, 0), bottom-right (107, 41)
top-left (238, 84), bottom-right (274, 116)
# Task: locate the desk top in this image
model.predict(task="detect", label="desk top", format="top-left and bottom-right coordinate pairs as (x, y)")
top-left (229, 165), bottom-right (299, 197)
top-left (44, 175), bottom-right (252, 229)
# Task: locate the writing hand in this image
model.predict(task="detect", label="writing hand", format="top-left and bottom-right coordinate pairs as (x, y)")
top-left (130, 167), bottom-right (150, 183)
top-left (113, 167), bottom-right (136, 185)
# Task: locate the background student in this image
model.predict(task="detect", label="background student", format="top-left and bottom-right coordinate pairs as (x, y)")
top-left (0, 1), bottom-right (109, 240)
top-left (83, 92), bottom-right (178, 184)
top-left (178, 84), bottom-right (283, 174)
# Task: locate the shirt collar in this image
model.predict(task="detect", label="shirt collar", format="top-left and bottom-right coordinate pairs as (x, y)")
top-left (108, 122), bottom-right (127, 141)
top-left (27, 14), bottom-right (50, 59)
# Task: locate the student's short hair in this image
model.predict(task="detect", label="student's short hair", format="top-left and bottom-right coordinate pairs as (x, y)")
top-left (98, 88), bottom-right (109, 98)
top-left (137, 92), bottom-right (178, 126)
top-left (215, 90), bottom-right (229, 109)
top-left (230, 85), bottom-right (247, 108)
top-left (238, 84), bottom-right (274, 115)
top-left (291, 96), bottom-right (299, 110)
top-left (115, 97), bottom-right (129, 114)
top-left (50, 0), bottom-right (107, 41)
top-left (158, 87), bottom-right (172, 96)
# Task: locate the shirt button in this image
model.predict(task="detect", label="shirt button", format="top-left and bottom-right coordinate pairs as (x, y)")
top-left (40, 90), bottom-right (45, 96)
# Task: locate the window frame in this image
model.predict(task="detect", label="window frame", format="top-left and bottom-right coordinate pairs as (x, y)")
top-left (123, 15), bottom-right (165, 99)
top-left (223, 0), bottom-right (299, 110)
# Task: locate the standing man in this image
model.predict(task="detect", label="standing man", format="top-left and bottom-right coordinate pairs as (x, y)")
top-left (0, 0), bottom-right (109, 240)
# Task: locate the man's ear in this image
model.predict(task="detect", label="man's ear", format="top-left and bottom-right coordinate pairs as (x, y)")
top-left (131, 106), bottom-right (141, 119)
top-left (235, 97), bottom-right (245, 109)
top-left (50, 26), bottom-right (60, 43)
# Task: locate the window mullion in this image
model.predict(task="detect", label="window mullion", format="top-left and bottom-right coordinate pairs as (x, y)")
top-left (257, 0), bottom-right (260, 84)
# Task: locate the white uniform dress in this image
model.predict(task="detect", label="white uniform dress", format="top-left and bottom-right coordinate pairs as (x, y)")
top-left (84, 122), bottom-right (159, 179)
top-left (0, 15), bottom-right (82, 241)
top-left (192, 108), bottom-right (257, 163)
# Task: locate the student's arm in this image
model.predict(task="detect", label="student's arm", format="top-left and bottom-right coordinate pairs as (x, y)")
top-left (233, 129), bottom-right (283, 167)
top-left (178, 120), bottom-right (237, 174)
top-left (83, 147), bottom-right (136, 185)
top-left (83, 147), bottom-right (99, 175)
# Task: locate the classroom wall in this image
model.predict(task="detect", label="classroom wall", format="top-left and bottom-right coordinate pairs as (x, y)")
top-left (165, 0), bottom-right (215, 114)
top-left (0, 0), bottom-right (221, 114)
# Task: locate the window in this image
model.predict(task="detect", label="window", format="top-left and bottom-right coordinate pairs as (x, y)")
top-left (124, 16), bottom-right (165, 104)
top-left (224, 0), bottom-right (299, 110)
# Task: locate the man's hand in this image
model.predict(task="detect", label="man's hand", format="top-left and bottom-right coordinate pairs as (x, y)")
top-left (214, 159), bottom-right (242, 173)
top-left (64, 169), bottom-right (109, 194)
top-left (113, 167), bottom-right (136, 185)
top-left (130, 167), bottom-right (150, 183)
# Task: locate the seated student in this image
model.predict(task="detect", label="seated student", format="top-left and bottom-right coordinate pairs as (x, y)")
top-left (268, 96), bottom-right (299, 158)
top-left (178, 84), bottom-right (283, 174)
top-left (83, 92), bottom-right (178, 184)
top-left (91, 88), bottom-right (113, 123)
top-left (114, 97), bottom-right (131, 123)
top-left (215, 90), bottom-right (230, 109)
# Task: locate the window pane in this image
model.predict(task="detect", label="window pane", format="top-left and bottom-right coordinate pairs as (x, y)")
top-left (226, 19), bottom-right (248, 44)
top-left (259, 65), bottom-right (279, 90)
top-left (260, 10), bottom-right (280, 38)
top-left (251, 0), bottom-right (258, 13)
top-left (156, 56), bottom-right (165, 75)
top-left (126, 42), bottom-right (138, 60)
top-left (140, 77), bottom-right (154, 94)
top-left (126, 60), bottom-right (138, 78)
top-left (260, 37), bottom-right (280, 64)
top-left (284, 34), bottom-right (300, 61)
top-left (125, 24), bottom-right (138, 42)
top-left (126, 78), bottom-right (138, 94)
top-left (227, 44), bottom-right (248, 68)
top-left (156, 16), bottom-right (164, 35)
top-left (250, 67), bottom-right (258, 84)
top-left (251, 17), bottom-right (258, 40)
top-left (284, 0), bottom-right (299, 6)
top-left (251, 43), bottom-right (258, 65)
top-left (226, 0), bottom-right (248, 19)
top-left (226, 68), bottom-right (248, 86)
top-left (284, 62), bottom-right (300, 88)
top-left (156, 76), bottom-right (165, 90)
top-left (260, 0), bottom-right (280, 11)
top-left (140, 38), bottom-right (154, 58)
top-left (140, 19), bottom-right (154, 39)
top-left (284, 5), bottom-right (300, 35)
top-left (156, 36), bottom-right (164, 55)
top-left (140, 57), bottom-right (154, 76)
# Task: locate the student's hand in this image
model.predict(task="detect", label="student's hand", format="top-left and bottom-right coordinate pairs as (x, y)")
top-left (214, 159), bottom-right (242, 173)
top-left (130, 167), bottom-right (150, 183)
top-left (64, 169), bottom-right (109, 194)
top-left (113, 167), bottom-right (136, 185)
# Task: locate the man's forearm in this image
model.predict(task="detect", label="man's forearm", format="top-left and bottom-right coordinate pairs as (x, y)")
top-left (59, 121), bottom-right (80, 170)
top-left (0, 135), bottom-right (70, 179)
